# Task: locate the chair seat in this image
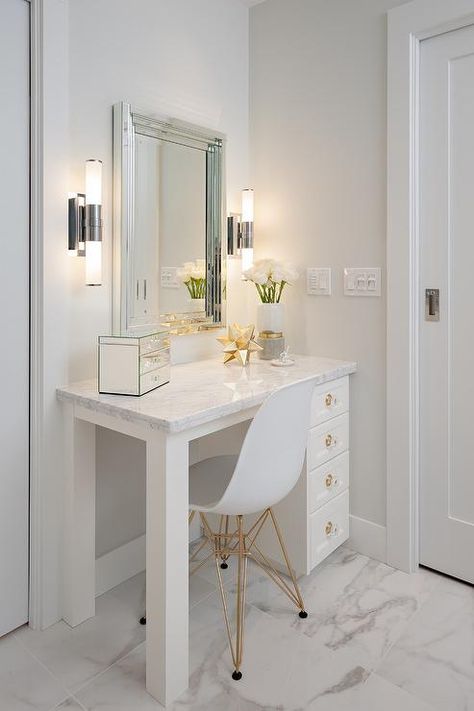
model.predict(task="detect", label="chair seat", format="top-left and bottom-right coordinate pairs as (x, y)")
top-left (189, 455), bottom-right (238, 512)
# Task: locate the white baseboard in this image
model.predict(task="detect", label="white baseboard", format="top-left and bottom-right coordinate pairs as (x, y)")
top-left (95, 516), bottom-right (387, 597)
top-left (348, 515), bottom-right (387, 563)
top-left (96, 534), bottom-right (146, 597)
top-left (95, 523), bottom-right (202, 597)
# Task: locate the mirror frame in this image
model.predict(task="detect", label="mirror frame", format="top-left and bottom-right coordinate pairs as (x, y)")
top-left (113, 101), bottom-right (226, 335)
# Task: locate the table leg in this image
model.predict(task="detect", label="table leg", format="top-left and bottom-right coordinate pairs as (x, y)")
top-left (63, 404), bottom-right (96, 627)
top-left (146, 430), bottom-right (189, 706)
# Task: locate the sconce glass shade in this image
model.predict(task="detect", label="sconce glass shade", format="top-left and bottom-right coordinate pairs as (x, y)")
top-left (241, 189), bottom-right (254, 223)
top-left (84, 159), bottom-right (103, 285)
top-left (85, 240), bottom-right (102, 286)
top-left (85, 159), bottom-right (102, 205)
top-left (241, 247), bottom-right (254, 275)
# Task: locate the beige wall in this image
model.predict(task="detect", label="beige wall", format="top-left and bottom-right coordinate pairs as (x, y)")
top-left (250, 0), bottom-right (408, 528)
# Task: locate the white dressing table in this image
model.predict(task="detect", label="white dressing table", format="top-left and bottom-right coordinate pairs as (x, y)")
top-left (57, 355), bottom-right (356, 706)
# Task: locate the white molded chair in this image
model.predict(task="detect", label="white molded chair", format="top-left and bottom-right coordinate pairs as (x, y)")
top-left (188, 378), bottom-right (315, 680)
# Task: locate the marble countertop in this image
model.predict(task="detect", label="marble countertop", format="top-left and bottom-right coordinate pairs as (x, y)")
top-left (57, 355), bottom-right (356, 433)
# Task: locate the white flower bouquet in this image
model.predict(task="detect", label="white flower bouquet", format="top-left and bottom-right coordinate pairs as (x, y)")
top-left (243, 259), bottom-right (298, 303)
top-left (176, 259), bottom-right (206, 299)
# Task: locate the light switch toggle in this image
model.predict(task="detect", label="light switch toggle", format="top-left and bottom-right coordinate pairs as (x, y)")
top-left (344, 268), bottom-right (381, 296)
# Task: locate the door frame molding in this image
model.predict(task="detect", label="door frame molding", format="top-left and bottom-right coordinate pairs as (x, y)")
top-left (29, 0), bottom-right (44, 629)
top-left (387, 0), bottom-right (474, 572)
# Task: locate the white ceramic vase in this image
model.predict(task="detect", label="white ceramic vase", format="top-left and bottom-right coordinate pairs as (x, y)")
top-left (257, 302), bottom-right (284, 335)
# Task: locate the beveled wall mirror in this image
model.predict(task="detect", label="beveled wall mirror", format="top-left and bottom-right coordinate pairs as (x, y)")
top-left (113, 102), bottom-right (225, 335)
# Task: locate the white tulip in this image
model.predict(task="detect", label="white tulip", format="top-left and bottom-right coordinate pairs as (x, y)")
top-left (243, 257), bottom-right (299, 302)
top-left (176, 267), bottom-right (191, 283)
top-left (253, 271), bottom-right (270, 285)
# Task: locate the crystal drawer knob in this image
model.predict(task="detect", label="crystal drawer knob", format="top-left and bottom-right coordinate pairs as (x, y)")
top-left (325, 434), bottom-right (336, 448)
top-left (325, 393), bottom-right (334, 407)
top-left (325, 521), bottom-right (334, 536)
top-left (325, 474), bottom-right (335, 488)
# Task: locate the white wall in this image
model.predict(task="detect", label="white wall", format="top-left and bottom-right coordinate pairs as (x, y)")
top-left (67, 0), bottom-right (249, 559)
top-left (39, 0), bottom-right (249, 623)
top-left (67, 0), bottom-right (249, 377)
top-left (250, 0), bottom-right (408, 531)
top-left (39, 0), bottom-right (71, 628)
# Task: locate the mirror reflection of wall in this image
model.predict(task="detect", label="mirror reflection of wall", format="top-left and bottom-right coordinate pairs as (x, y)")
top-left (132, 135), bottom-right (160, 328)
top-left (159, 142), bottom-right (206, 315)
top-left (131, 136), bottom-right (206, 328)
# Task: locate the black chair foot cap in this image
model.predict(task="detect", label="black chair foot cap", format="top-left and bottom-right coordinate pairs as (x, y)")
top-left (139, 616), bottom-right (147, 625)
top-left (232, 670), bottom-right (242, 681)
top-left (299, 610), bottom-right (308, 619)
top-left (220, 562), bottom-right (229, 569)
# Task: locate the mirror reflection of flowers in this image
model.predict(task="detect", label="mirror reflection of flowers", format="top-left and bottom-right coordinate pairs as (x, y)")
top-left (243, 259), bottom-right (299, 303)
top-left (177, 259), bottom-right (206, 299)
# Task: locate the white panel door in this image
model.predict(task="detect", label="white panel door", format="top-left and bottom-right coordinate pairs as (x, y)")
top-left (420, 25), bottom-right (474, 583)
top-left (0, 0), bottom-right (29, 634)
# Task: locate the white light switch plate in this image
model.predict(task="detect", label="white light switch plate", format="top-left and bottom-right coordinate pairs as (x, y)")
top-left (344, 267), bottom-right (381, 296)
top-left (160, 267), bottom-right (179, 289)
top-left (307, 267), bottom-right (332, 295)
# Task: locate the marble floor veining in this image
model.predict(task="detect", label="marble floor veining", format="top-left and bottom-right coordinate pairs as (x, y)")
top-left (1, 545), bottom-right (472, 711)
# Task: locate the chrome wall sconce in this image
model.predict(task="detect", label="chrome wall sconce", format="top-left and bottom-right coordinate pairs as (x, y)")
top-left (68, 159), bottom-right (103, 286)
top-left (227, 188), bottom-right (254, 276)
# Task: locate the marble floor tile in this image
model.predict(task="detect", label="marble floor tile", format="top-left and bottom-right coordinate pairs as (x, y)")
top-left (0, 632), bottom-right (69, 711)
top-left (76, 601), bottom-right (369, 711)
top-left (189, 573), bottom-right (219, 609)
top-left (308, 672), bottom-right (435, 711)
top-left (74, 644), bottom-right (162, 711)
top-left (111, 568), bottom-right (217, 614)
top-left (50, 698), bottom-right (87, 710)
top-left (191, 536), bottom-right (235, 589)
top-left (11, 565), bottom-right (217, 702)
top-left (430, 569), bottom-right (474, 601)
top-left (7, 544), bottom-right (470, 711)
top-left (377, 585), bottom-right (474, 711)
top-left (106, 570), bottom-right (146, 612)
top-left (15, 578), bottom-right (147, 693)
top-left (244, 547), bottom-right (439, 670)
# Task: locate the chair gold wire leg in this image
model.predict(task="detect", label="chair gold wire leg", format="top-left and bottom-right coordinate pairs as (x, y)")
top-left (214, 514), bottom-right (248, 680)
top-left (233, 515), bottom-right (247, 679)
top-left (219, 515), bottom-right (230, 569)
top-left (267, 507), bottom-right (307, 618)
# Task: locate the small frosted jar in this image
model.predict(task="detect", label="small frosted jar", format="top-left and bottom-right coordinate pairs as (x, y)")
top-left (256, 331), bottom-right (285, 360)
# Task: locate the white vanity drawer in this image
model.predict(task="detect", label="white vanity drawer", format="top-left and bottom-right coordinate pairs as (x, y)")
top-left (310, 490), bottom-right (349, 569)
top-left (309, 451), bottom-right (349, 514)
top-left (310, 376), bottom-right (349, 427)
top-left (307, 413), bottom-right (349, 470)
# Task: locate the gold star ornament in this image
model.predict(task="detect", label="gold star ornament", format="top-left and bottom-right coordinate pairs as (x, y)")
top-left (217, 323), bottom-right (263, 366)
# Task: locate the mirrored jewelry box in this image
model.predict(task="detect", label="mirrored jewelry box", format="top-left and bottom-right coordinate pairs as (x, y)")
top-left (98, 330), bottom-right (170, 396)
